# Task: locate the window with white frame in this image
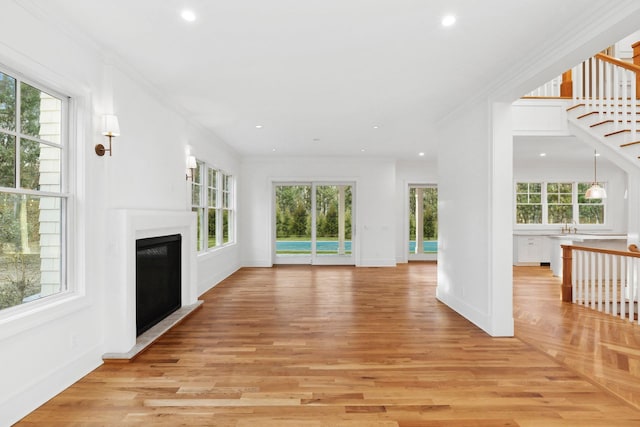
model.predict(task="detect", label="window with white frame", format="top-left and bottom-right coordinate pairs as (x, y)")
top-left (191, 160), bottom-right (204, 251)
top-left (222, 173), bottom-right (233, 244)
top-left (546, 182), bottom-right (573, 224)
top-left (191, 161), bottom-right (234, 251)
top-left (207, 167), bottom-right (217, 248)
top-left (515, 182), bottom-right (542, 224)
top-left (577, 182), bottom-right (605, 224)
top-left (0, 68), bottom-right (68, 311)
top-left (515, 181), bottom-right (606, 226)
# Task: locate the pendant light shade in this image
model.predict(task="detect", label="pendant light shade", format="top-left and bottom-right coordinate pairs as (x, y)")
top-left (585, 183), bottom-right (607, 199)
top-left (585, 150), bottom-right (607, 199)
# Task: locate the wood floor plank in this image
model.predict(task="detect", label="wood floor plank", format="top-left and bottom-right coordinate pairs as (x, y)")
top-left (16, 263), bottom-right (640, 425)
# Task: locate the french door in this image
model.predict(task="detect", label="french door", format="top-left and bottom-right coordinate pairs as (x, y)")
top-left (274, 182), bottom-right (355, 265)
top-left (408, 184), bottom-right (438, 261)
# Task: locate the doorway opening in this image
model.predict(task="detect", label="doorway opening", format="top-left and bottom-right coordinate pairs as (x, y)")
top-left (408, 184), bottom-right (438, 261)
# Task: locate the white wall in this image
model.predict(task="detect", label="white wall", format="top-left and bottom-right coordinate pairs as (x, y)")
top-left (395, 160), bottom-right (437, 263)
top-left (240, 156), bottom-right (396, 267)
top-left (0, 3), bottom-right (240, 425)
top-left (436, 100), bottom-right (514, 337)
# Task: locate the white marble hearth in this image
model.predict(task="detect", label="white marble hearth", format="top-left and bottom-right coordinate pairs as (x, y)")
top-left (104, 209), bottom-right (198, 356)
top-left (103, 301), bottom-right (203, 360)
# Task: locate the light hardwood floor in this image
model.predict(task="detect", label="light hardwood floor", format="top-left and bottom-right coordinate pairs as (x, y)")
top-left (17, 264), bottom-right (640, 426)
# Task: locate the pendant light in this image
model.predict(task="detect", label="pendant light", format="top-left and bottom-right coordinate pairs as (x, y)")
top-left (585, 149), bottom-right (607, 199)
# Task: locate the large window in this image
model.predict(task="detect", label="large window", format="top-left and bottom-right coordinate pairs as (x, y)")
top-left (577, 182), bottom-right (605, 224)
top-left (515, 181), bottom-right (606, 226)
top-left (0, 69), bottom-right (67, 311)
top-left (546, 182), bottom-right (573, 224)
top-left (515, 183), bottom-right (542, 224)
top-left (191, 161), bottom-right (234, 251)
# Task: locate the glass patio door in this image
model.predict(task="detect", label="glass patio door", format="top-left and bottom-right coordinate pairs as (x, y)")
top-left (274, 183), bottom-right (354, 265)
top-left (408, 184), bottom-right (438, 261)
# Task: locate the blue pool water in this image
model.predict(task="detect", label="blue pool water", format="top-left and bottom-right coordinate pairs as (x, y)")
top-left (275, 240), bottom-right (437, 253)
top-left (276, 241), bottom-right (352, 252)
top-left (409, 240), bottom-right (438, 253)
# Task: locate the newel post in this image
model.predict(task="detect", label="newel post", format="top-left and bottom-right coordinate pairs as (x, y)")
top-left (633, 41), bottom-right (640, 99)
top-left (561, 245), bottom-right (572, 302)
top-left (560, 70), bottom-right (573, 97)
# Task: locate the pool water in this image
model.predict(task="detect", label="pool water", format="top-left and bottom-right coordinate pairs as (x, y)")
top-left (275, 240), bottom-right (437, 253)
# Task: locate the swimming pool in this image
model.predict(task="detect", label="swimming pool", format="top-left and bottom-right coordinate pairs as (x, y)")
top-left (276, 241), bottom-right (352, 252)
top-left (275, 240), bottom-right (437, 253)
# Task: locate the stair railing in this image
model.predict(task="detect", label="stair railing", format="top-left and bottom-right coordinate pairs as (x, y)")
top-left (572, 54), bottom-right (639, 140)
top-left (524, 54), bottom-right (640, 141)
top-left (562, 245), bottom-right (640, 324)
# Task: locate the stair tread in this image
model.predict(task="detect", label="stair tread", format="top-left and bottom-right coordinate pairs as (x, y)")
top-left (604, 129), bottom-right (631, 137)
top-left (621, 141), bottom-right (640, 148)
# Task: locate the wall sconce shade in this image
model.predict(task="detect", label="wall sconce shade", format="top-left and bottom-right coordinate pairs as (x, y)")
top-left (186, 155), bottom-right (197, 180)
top-left (96, 114), bottom-right (120, 156)
top-left (187, 155), bottom-right (197, 170)
top-left (102, 115), bottom-right (121, 136)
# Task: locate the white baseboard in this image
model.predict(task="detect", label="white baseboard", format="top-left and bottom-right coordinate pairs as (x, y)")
top-left (1, 345), bottom-right (103, 426)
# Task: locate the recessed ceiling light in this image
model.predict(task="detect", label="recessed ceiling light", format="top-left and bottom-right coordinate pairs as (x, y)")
top-left (418, 152), bottom-right (425, 157)
top-left (595, 153), bottom-right (601, 157)
top-left (272, 148), bottom-right (276, 152)
top-left (539, 153), bottom-right (547, 157)
top-left (441, 15), bottom-right (456, 27)
top-left (255, 125), bottom-right (263, 129)
top-left (181, 9), bottom-right (196, 22)
top-left (361, 148), bottom-right (366, 152)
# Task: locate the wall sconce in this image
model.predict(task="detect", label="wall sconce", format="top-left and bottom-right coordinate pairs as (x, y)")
top-left (186, 155), bottom-right (197, 180)
top-left (95, 114), bottom-right (121, 156)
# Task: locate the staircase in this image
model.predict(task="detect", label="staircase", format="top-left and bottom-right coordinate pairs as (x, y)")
top-left (526, 53), bottom-right (640, 172)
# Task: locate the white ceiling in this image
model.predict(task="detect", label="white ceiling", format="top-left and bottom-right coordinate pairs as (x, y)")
top-left (25, 0), bottom-right (617, 160)
top-left (513, 136), bottom-right (615, 169)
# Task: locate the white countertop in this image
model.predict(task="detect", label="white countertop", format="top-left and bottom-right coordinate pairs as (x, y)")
top-left (547, 233), bottom-right (627, 241)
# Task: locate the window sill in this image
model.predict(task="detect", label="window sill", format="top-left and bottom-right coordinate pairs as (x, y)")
top-left (197, 242), bottom-right (237, 258)
top-left (0, 292), bottom-right (91, 341)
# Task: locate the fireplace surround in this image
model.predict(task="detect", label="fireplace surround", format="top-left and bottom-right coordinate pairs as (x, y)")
top-left (104, 209), bottom-right (198, 355)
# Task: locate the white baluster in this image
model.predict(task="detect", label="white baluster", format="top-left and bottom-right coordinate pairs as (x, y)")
top-left (572, 248), bottom-right (577, 303)
top-left (612, 254), bottom-right (618, 316)
top-left (573, 65), bottom-right (580, 104)
top-left (577, 250), bottom-right (583, 305)
top-left (604, 63), bottom-right (611, 120)
top-left (630, 258), bottom-right (637, 323)
top-left (631, 73), bottom-right (637, 141)
top-left (598, 59), bottom-right (604, 121)
top-left (620, 257), bottom-right (629, 319)
top-left (590, 251), bottom-right (597, 308)
top-left (604, 253), bottom-right (610, 314)
top-left (621, 69), bottom-right (629, 133)
top-left (614, 65), bottom-right (620, 129)
top-left (596, 252), bottom-right (602, 311)
top-left (593, 58), bottom-right (598, 112)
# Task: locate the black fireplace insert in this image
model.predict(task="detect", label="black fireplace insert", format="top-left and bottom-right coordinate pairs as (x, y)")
top-left (136, 234), bottom-right (182, 336)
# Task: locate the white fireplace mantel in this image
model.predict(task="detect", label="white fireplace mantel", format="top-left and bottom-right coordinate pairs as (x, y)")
top-left (104, 209), bottom-right (198, 354)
